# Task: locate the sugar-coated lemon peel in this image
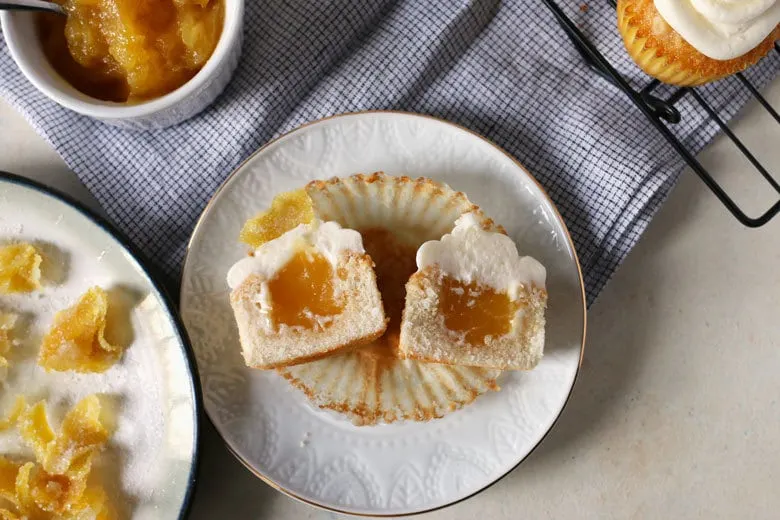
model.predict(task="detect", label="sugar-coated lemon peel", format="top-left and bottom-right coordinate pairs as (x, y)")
top-left (0, 313), bottom-right (17, 371)
top-left (0, 396), bottom-right (114, 519)
top-left (39, 287), bottom-right (123, 373)
top-left (0, 244), bottom-right (43, 294)
top-left (239, 189), bottom-right (314, 249)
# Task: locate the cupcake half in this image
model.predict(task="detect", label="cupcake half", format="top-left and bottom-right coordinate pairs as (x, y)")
top-left (399, 212), bottom-right (547, 370)
top-left (618, 0), bottom-right (780, 86)
top-left (228, 220), bottom-right (387, 369)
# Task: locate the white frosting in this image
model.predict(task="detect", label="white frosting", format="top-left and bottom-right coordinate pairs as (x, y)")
top-left (227, 220), bottom-right (364, 290)
top-left (416, 213), bottom-right (546, 299)
top-left (654, 0), bottom-right (780, 60)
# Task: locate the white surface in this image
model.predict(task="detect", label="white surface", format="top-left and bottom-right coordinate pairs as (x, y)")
top-left (180, 113), bottom-right (584, 515)
top-left (1, 74), bottom-right (779, 518)
top-left (0, 177), bottom-right (198, 518)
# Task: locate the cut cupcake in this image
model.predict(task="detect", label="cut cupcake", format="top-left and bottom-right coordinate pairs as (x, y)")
top-left (399, 212), bottom-right (547, 370)
top-left (279, 173), bottom-right (503, 425)
top-left (228, 219), bottom-right (387, 369)
top-left (617, 0), bottom-right (780, 86)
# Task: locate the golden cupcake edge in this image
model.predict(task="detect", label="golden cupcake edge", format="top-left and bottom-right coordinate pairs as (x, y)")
top-left (617, 0), bottom-right (780, 87)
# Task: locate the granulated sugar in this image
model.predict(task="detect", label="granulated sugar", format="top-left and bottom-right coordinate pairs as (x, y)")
top-left (0, 190), bottom-right (195, 519)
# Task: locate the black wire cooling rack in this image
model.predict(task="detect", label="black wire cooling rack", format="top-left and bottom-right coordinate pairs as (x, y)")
top-left (542, 0), bottom-right (780, 227)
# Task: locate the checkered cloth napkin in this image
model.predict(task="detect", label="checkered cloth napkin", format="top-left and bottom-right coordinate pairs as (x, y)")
top-left (1, 1), bottom-right (777, 305)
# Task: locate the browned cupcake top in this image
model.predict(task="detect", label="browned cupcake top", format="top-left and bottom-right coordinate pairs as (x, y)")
top-left (618, 0), bottom-right (779, 83)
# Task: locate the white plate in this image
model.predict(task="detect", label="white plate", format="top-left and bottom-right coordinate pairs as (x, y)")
top-left (0, 172), bottom-right (200, 519)
top-left (180, 111), bottom-right (586, 516)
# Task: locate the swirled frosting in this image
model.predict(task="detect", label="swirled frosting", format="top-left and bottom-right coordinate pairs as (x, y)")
top-left (654, 0), bottom-right (780, 60)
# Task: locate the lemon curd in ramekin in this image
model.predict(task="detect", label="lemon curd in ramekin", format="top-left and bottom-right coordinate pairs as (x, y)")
top-left (38, 0), bottom-right (224, 103)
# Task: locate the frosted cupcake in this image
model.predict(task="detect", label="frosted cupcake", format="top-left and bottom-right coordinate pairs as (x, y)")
top-left (618, 0), bottom-right (780, 86)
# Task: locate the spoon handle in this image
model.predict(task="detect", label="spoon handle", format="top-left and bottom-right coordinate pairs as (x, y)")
top-left (0, 0), bottom-right (65, 14)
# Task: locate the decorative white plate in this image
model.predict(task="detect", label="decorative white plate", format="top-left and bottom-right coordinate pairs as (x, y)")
top-left (180, 111), bottom-right (586, 516)
top-left (0, 172), bottom-right (200, 519)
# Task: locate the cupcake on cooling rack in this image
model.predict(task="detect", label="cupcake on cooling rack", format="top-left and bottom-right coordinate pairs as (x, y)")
top-left (617, 0), bottom-right (780, 86)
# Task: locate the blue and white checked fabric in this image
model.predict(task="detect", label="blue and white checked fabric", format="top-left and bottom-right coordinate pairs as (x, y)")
top-left (1, 1), bottom-right (777, 305)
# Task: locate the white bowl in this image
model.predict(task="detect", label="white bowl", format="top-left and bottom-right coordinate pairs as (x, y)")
top-left (0, 0), bottom-right (243, 130)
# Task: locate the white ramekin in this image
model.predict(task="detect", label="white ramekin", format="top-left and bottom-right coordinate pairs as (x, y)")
top-left (0, 0), bottom-right (243, 130)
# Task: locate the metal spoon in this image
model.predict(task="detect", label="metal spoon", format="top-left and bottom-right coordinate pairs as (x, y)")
top-left (0, 0), bottom-right (65, 15)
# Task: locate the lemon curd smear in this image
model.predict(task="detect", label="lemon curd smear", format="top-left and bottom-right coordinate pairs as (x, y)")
top-left (439, 276), bottom-right (518, 346)
top-left (267, 249), bottom-right (344, 331)
top-left (359, 228), bottom-right (417, 356)
top-left (37, 0), bottom-right (224, 102)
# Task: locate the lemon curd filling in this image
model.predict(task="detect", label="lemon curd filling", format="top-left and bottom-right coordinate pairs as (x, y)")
top-left (439, 276), bottom-right (518, 346)
top-left (267, 249), bottom-right (344, 331)
top-left (38, 0), bottom-right (224, 102)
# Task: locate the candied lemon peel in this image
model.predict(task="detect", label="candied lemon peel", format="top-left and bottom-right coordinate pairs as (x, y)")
top-left (0, 313), bottom-right (17, 370)
top-left (240, 189), bottom-right (315, 249)
top-left (0, 398), bottom-right (25, 433)
top-left (0, 244), bottom-right (42, 294)
top-left (41, 396), bottom-right (109, 475)
top-left (39, 287), bottom-right (122, 373)
top-left (0, 396), bottom-right (114, 520)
